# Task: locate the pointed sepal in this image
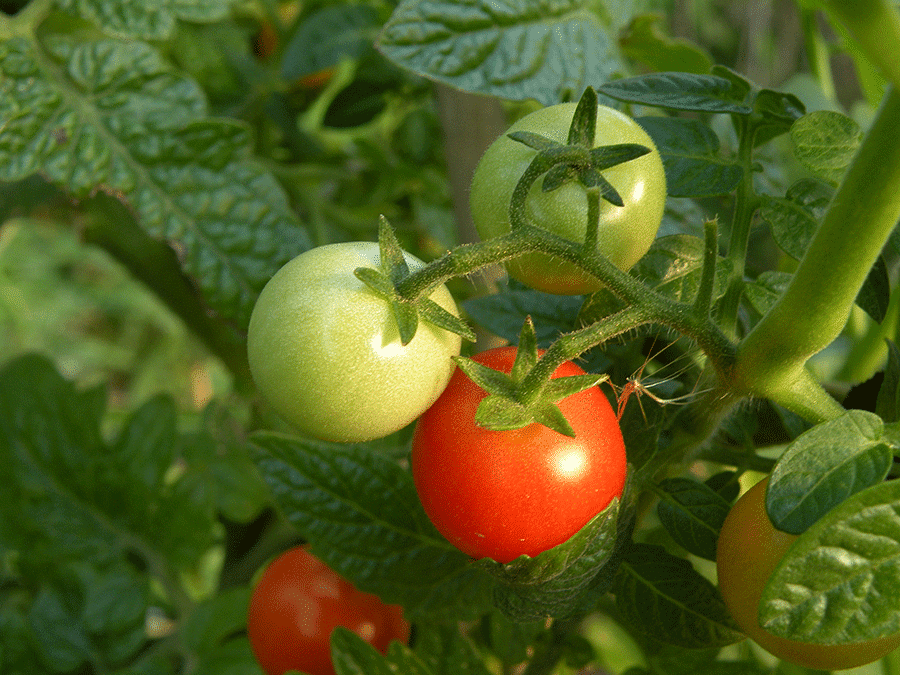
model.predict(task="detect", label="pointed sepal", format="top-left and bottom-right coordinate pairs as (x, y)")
top-left (568, 86), bottom-right (598, 147)
top-left (418, 298), bottom-right (477, 342)
top-left (377, 214), bottom-right (410, 285)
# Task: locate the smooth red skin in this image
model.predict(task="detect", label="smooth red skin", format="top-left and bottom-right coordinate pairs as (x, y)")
top-left (411, 346), bottom-right (627, 563)
top-left (247, 547), bottom-right (409, 675)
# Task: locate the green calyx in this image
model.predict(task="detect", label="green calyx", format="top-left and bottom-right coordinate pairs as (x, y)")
top-left (454, 318), bottom-right (608, 438)
top-left (354, 216), bottom-right (476, 345)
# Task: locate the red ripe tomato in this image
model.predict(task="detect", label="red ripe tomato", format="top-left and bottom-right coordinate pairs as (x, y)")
top-left (247, 546), bottom-right (410, 675)
top-left (411, 346), bottom-right (627, 563)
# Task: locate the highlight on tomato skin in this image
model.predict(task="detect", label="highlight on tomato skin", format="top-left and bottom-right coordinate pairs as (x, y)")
top-left (716, 477), bottom-right (900, 670)
top-left (411, 346), bottom-right (628, 564)
top-left (246, 546), bottom-right (410, 675)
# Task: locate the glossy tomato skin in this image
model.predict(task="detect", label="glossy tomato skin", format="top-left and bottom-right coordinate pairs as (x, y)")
top-left (716, 477), bottom-right (900, 670)
top-left (247, 242), bottom-right (462, 443)
top-left (411, 346), bottom-right (627, 563)
top-left (470, 103), bottom-right (666, 295)
top-left (247, 546), bottom-right (410, 675)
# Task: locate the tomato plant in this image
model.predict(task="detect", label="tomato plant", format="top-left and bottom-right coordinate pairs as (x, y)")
top-left (716, 477), bottom-right (900, 669)
top-left (247, 242), bottom-right (462, 442)
top-left (247, 546), bottom-right (410, 675)
top-left (469, 102), bottom-right (666, 295)
top-left (411, 346), bottom-right (627, 563)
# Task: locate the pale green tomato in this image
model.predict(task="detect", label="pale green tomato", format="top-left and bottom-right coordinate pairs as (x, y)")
top-left (470, 103), bottom-right (666, 295)
top-left (247, 242), bottom-right (462, 442)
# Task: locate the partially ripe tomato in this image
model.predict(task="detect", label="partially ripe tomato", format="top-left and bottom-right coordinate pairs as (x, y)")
top-left (247, 242), bottom-right (462, 442)
top-left (470, 103), bottom-right (666, 295)
top-left (247, 546), bottom-right (410, 675)
top-left (411, 346), bottom-right (627, 563)
top-left (716, 477), bottom-right (900, 669)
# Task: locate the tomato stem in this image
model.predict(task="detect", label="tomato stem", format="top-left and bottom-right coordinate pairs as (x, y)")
top-left (717, 114), bottom-right (758, 338)
top-left (693, 218), bottom-right (719, 318)
top-left (735, 86), bottom-right (900, 420)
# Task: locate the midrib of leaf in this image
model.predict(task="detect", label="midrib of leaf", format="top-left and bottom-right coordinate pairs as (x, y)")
top-left (621, 558), bottom-right (729, 625)
top-left (28, 37), bottom-right (250, 300)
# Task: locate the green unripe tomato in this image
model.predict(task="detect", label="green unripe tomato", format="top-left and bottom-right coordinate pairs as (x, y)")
top-left (247, 242), bottom-right (462, 442)
top-left (717, 477), bottom-right (900, 670)
top-left (470, 103), bottom-right (666, 295)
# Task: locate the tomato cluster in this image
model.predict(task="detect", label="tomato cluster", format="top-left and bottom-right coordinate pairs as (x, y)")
top-left (246, 101), bottom-right (658, 672)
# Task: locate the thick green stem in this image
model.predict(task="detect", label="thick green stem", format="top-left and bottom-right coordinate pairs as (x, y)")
top-left (823, 0), bottom-right (900, 90)
top-left (734, 86), bottom-right (900, 419)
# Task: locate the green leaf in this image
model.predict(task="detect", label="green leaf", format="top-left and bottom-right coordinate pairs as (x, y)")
top-left (656, 477), bottom-right (731, 561)
top-left (481, 497), bottom-right (624, 621)
top-left (759, 179), bottom-right (832, 260)
top-left (877, 340), bottom-right (900, 423)
top-left (766, 410), bottom-right (893, 534)
top-left (249, 433), bottom-right (495, 621)
top-left (856, 255), bottom-right (891, 324)
top-left (752, 88), bottom-right (805, 146)
top-left (385, 642), bottom-right (435, 675)
top-left (282, 4), bottom-right (381, 79)
top-left (56, 0), bottom-right (231, 40)
top-left (613, 543), bottom-right (742, 648)
top-left (631, 235), bottom-right (731, 303)
top-left (191, 638), bottom-right (263, 675)
top-left (637, 116), bottom-right (743, 198)
top-left (759, 480), bottom-right (900, 643)
top-left (111, 394), bottom-right (177, 491)
top-left (0, 354), bottom-right (217, 567)
top-left (599, 73), bottom-right (752, 114)
top-left (743, 270), bottom-right (792, 318)
top-left (619, 14), bottom-right (713, 75)
top-left (462, 283), bottom-right (583, 347)
top-left (414, 623), bottom-right (494, 675)
top-left (28, 587), bottom-right (92, 672)
top-left (181, 587), bottom-right (254, 656)
top-left (0, 34), bottom-right (308, 326)
top-left (791, 110), bottom-right (862, 185)
top-left (377, 0), bottom-right (625, 106)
